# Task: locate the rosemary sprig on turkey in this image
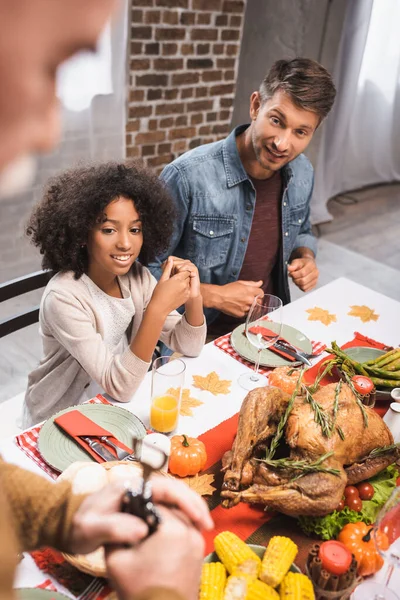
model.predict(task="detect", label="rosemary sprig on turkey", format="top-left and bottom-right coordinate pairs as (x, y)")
top-left (362, 443), bottom-right (400, 461)
top-left (303, 386), bottom-right (334, 437)
top-left (259, 451), bottom-right (341, 481)
top-left (265, 368), bottom-right (304, 460)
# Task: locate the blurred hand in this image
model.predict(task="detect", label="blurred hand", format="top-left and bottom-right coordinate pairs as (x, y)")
top-left (150, 256), bottom-right (191, 315)
top-left (105, 506), bottom-right (205, 600)
top-left (67, 474), bottom-right (213, 555)
top-left (171, 257), bottom-right (201, 299)
top-left (208, 280), bottom-right (264, 318)
top-left (288, 256), bottom-right (318, 292)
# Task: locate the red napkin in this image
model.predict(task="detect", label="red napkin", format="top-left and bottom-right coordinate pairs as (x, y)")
top-left (55, 410), bottom-right (133, 463)
top-left (247, 325), bottom-right (298, 361)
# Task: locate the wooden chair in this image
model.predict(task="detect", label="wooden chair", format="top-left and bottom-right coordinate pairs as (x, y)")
top-left (0, 270), bottom-right (50, 438)
top-left (0, 270), bottom-right (51, 338)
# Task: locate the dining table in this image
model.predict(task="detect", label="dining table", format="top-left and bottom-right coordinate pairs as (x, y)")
top-left (1, 276), bottom-right (400, 598)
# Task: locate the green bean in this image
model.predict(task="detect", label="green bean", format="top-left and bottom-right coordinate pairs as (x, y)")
top-left (370, 377), bottom-right (400, 388)
top-left (328, 343), bottom-right (368, 375)
top-left (386, 359), bottom-right (400, 372)
top-left (363, 348), bottom-right (399, 367)
top-left (364, 366), bottom-right (400, 380)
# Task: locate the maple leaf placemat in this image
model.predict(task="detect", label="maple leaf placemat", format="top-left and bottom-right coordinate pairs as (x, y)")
top-left (306, 307), bottom-right (337, 326)
top-left (348, 305), bottom-right (379, 323)
top-left (167, 387), bottom-right (204, 417)
top-left (180, 473), bottom-right (216, 496)
top-left (193, 371), bottom-right (231, 395)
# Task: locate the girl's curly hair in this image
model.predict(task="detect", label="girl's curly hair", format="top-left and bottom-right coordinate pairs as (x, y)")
top-left (26, 161), bottom-right (176, 278)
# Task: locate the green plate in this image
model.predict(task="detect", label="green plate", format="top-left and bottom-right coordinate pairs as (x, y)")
top-left (342, 347), bottom-right (391, 399)
top-left (230, 323), bottom-right (312, 367)
top-left (204, 543), bottom-right (301, 573)
top-left (38, 404), bottom-right (146, 472)
top-left (16, 590), bottom-right (70, 600)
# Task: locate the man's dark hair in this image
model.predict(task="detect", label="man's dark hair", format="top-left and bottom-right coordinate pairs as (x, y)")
top-left (26, 161), bottom-right (176, 278)
top-left (259, 58), bottom-right (336, 121)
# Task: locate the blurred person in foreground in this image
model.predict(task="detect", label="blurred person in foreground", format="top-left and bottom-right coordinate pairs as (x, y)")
top-left (149, 58), bottom-right (336, 339)
top-left (0, 2), bottom-right (212, 600)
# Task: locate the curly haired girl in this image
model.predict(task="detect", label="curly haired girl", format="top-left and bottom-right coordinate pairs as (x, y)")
top-left (23, 162), bottom-right (205, 426)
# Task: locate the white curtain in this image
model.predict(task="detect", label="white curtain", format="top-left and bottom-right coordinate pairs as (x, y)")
top-left (311, 0), bottom-right (400, 224)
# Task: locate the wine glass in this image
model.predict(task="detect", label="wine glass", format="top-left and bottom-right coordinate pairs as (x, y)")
top-left (238, 293), bottom-right (283, 391)
top-left (352, 487), bottom-right (400, 600)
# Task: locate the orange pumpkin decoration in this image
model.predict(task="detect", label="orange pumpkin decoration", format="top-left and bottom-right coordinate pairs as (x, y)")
top-left (169, 434), bottom-right (207, 477)
top-left (338, 522), bottom-right (389, 577)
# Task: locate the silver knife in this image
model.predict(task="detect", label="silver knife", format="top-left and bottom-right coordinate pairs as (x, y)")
top-left (81, 436), bottom-right (116, 461)
top-left (274, 342), bottom-right (312, 367)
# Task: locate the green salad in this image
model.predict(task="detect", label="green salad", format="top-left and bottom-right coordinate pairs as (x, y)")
top-left (298, 465), bottom-right (399, 540)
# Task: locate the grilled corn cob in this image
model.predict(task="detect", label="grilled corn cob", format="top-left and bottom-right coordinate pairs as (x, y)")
top-left (260, 536), bottom-right (298, 587)
top-left (214, 532), bottom-right (261, 575)
top-left (199, 562), bottom-right (227, 599)
top-left (247, 578), bottom-right (280, 599)
top-left (280, 572), bottom-right (315, 600)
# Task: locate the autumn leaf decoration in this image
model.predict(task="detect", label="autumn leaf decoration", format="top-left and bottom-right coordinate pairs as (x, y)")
top-left (192, 371), bottom-right (231, 396)
top-left (167, 387), bottom-right (204, 417)
top-left (306, 307), bottom-right (337, 326)
top-left (180, 473), bottom-right (216, 496)
top-left (348, 305), bottom-right (379, 323)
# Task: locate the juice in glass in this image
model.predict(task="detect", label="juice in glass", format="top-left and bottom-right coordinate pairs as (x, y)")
top-left (150, 394), bottom-right (179, 433)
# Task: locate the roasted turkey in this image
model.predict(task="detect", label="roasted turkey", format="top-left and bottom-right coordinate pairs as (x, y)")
top-left (221, 384), bottom-right (398, 516)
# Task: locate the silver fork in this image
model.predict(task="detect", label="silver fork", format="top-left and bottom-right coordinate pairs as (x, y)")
top-left (77, 577), bottom-right (105, 600)
top-left (100, 436), bottom-right (130, 460)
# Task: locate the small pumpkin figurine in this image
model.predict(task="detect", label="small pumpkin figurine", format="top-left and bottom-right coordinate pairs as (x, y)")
top-left (338, 522), bottom-right (389, 577)
top-left (169, 434), bottom-right (207, 477)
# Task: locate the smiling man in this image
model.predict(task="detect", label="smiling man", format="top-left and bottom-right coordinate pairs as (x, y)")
top-left (149, 58), bottom-right (336, 337)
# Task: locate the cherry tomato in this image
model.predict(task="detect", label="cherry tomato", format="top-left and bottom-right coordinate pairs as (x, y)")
top-left (345, 495), bottom-right (363, 512)
top-left (351, 375), bottom-right (375, 395)
top-left (356, 482), bottom-right (374, 501)
top-left (344, 485), bottom-right (360, 500)
top-left (396, 476), bottom-right (400, 487)
top-left (319, 541), bottom-right (353, 575)
top-left (336, 499), bottom-right (345, 511)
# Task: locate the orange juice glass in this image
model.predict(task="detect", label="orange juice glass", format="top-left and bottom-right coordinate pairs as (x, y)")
top-left (150, 357), bottom-right (186, 433)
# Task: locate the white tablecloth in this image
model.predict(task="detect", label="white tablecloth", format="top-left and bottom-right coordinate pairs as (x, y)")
top-left (1, 277), bottom-right (399, 595)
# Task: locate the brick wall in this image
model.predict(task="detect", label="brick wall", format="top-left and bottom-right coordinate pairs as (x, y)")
top-left (127, 0), bottom-right (246, 172)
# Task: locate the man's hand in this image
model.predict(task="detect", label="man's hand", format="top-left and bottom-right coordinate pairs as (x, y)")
top-left (68, 475), bottom-right (213, 555)
top-left (201, 280), bottom-right (263, 317)
top-left (287, 256), bottom-right (318, 292)
top-left (105, 506), bottom-right (205, 600)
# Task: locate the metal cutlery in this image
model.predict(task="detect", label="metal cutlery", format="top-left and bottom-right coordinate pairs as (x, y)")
top-left (273, 340), bottom-right (314, 366)
top-left (81, 436), bottom-right (116, 462)
top-left (100, 436), bottom-right (131, 460)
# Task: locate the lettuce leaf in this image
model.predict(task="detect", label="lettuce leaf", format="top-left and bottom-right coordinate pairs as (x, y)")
top-left (297, 465), bottom-right (399, 540)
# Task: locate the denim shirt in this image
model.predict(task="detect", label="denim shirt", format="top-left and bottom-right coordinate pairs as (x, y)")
top-left (148, 124), bottom-right (317, 324)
